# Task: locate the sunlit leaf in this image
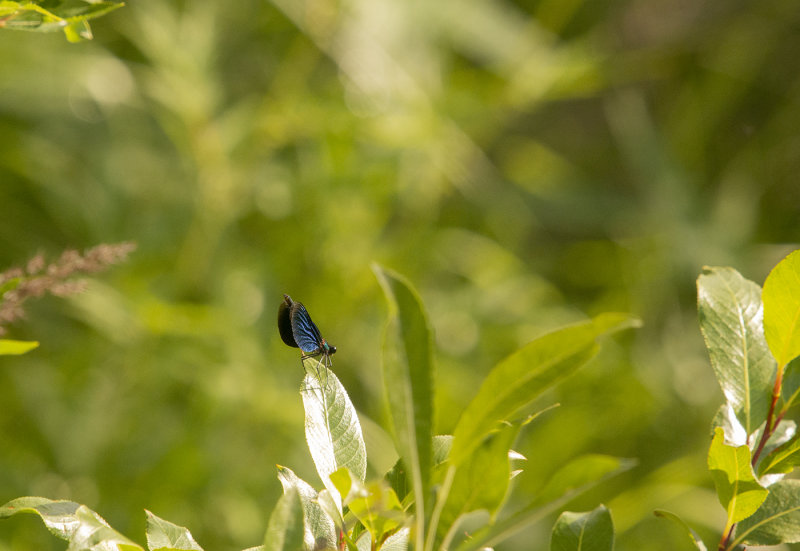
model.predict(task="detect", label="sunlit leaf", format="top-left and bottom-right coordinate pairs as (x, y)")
top-left (0, 497), bottom-right (142, 550)
top-left (0, 339), bottom-right (39, 355)
top-left (736, 479), bottom-right (800, 545)
top-left (707, 427), bottom-right (767, 523)
top-left (301, 358), bottom-right (367, 512)
top-left (698, 267), bottom-right (775, 436)
top-left (763, 249), bottom-right (800, 366)
top-left (276, 466), bottom-right (337, 550)
top-left (450, 313), bottom-right (638, 466)
top-left (379, 527), bottom-right (409, 550)
top-left (711, 403), bottom-right (748, 446)
top-left (374, 264), bottom-right (434, 546)
top-left (653, 510), bottom-right (707, 551)
top-left (0, 1), bottom-right (123, 42)
top-left (550, 505), bottom-right (614, 551)
top-left (330, 468), bottom-right (404, 543)
top-left (0, 497), bottom-right (81, 540)
top-left (263, 487), bottom-right (305, 551)
top-left (145, 510), bottom-right (203, 551)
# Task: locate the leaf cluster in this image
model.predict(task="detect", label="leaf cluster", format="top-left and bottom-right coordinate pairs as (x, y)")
top-left (1, 267), bottom-right (637, 550)
top-left (661, 250), bottom-right (800, 550)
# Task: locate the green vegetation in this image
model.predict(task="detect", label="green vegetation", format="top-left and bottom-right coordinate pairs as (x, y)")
top-left (2, 1), bottom-right (800, 550)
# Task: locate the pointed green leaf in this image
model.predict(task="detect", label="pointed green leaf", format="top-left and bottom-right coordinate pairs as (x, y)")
top-left (277, 467), bottom-right (337, 550)
top-left (439, 420), bottom-right (521, 543)
top-left (708, 427), bottom-right (767, 523)
top-left (763, 249), bottom-right (800, 366)
top-left (373, 264), bottom-right (434, 544)
top-left (68, 506), bottom-right (143, 551)
top-left (0, 497), bottom-right (142, 550)
top-left (653, 510), bottom-right (707, 551)
top-left (301, 359), bottom-right (367, 511)
top-left (697, 267), bottom-right (775, 436)
top-left (455, 455), bottom-right (634, 551)
top-left (0, 339), bottom-right (40, 355)
top-left (0, 1), bottom-right (123, 41)
top-left (534, 455), bottom-right (637, 507)
top-left (758, 421), bottom-right (800, 477)
top-left (451, 313), bottom-right (638, 466)
top-left (330, 468), bottom-right (404, 542)
top-left (735, 479), bottom-right (800, 545)
top-left (550, 505), bottom-right (614, 551)
top-left (263, 487), bottom-right (305, 551)
top-left (145, 510), bottom-right (203, 551)
top-left (759, 432), bottom-right (800, 476)
top-left (0, 497), bottom-right (81, 540)
top-left (379, 527), bottom-right (409, 550)
top-left (780, 356), bottom-right (800, 409)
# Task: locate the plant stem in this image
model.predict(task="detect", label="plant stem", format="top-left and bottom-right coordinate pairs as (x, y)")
top-left (752, 363), bottom-right (785, 467)
top-left (717, 523), bottom-right (735, 551)
top-left (424, 464), bottom-right (456, 551)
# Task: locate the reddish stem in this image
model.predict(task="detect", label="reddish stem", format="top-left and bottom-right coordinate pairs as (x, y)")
top-left (717, 524), bottom-right (735, 551)
top-left (752, 365), bottom-right (785, 467)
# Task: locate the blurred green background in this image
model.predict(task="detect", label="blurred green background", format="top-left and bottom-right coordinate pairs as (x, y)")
top-left (1, 0), bottom-right (799, 549)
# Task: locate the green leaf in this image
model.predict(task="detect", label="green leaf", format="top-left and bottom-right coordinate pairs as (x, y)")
top-left (0, 497), bottom-right (142, 550)
top-left (697, 267), bottom-right (775, 436)
top-left (263, 487), bottom-right (306, 551)
top-left (0, 339), bottom-right (39, 355)
top-left (455, 455), bottom-right (634, 551)
top-left (780, 356), bottom-right (800, 409)
top-left (145, 510), bottom-right (203, 551)
top-left (438, 420), bottom-right (521, 547)
top-left (379, 527), bottom-right (409, 550)
top-left (0, 1), bottom-right (124, 41)
top-left (330, 468), bottom-right (405, 543)
top-left (735, 479), bottom-right (800, 545)
top-left (550, 505), bottom-right (614, 551)
top-left (534, 455), bottom-right (637, 507)
top-left (758, 428), bottom-right (800, 477)
top-left (301, 358), bottom-right (367, 511)
top-left (450, 313), bottom-right (638, 466)
top-left (763, 249), bottom-right (800, 366)
top-left (69, 506), bottom-right (143, 551)
top-left (276, 466), bottom-right (337, 550)
top-left (708, 427), bottom-right (767, 524)
top-left (653, 510), bottom-right (708, 551)
top-left (0, 497), bottom-right (80, 540)
top-left (373, 264), bottom-right (434, 543)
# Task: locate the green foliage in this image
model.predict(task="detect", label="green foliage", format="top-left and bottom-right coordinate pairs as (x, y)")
top-left (0, 497), bottom-right (142, 551)
top-left (263, 487), bottom-right (305, 551)
top-left (763, 250), bottom-right (800, 367)
top-left (735, 480), bottom-right (800, 546)
top-left (3, 0), bottom-right (800, 549)
top-left (550, 505), bottom-right (614, 551)
top-left (1, 269), bottom-right (636, 551)
top-left (0, 1), bottom-right (123, 42)
top-left (300, 359), bottom-right (367, 510)
top-left (678, 251), bottom-right (800, 550)
top-left (144, 510), bottom-right (203, 551)
top-left (698, 267), bottom-right (774, 435)
top-left (652, 510), bottom-right (707, 551)
top-left (374, 265), bottom-right (434, 548)
top-left (707, 427), bottom-right (766, 525)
